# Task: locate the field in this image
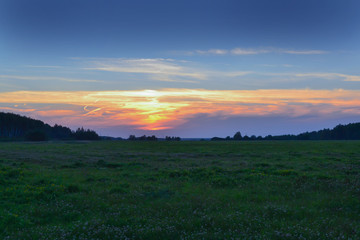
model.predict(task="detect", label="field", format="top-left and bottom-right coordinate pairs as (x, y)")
top-left (1, 140), bottom-right (359, 239)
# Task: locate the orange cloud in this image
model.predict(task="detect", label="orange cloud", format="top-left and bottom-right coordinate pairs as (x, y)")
top-left (0, 89), bottom-right (359, 130)
top-left (36, 110), bottom-right (79, 117)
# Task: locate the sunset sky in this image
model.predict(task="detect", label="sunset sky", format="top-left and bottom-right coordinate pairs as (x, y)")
top-left (1, 0), bottom-right (360, 137)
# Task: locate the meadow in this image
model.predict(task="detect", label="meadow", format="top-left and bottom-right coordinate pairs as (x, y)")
top-left (0, 140), bottom-right (359, 239)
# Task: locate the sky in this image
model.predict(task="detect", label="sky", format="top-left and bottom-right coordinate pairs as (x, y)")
top-left (0, 0), bottom-right (360, 138)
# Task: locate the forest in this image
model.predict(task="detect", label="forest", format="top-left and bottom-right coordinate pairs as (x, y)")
top-left (0, 112), bottom-right (99, 141)
top-left (212, 122), bottom-right (360, 141)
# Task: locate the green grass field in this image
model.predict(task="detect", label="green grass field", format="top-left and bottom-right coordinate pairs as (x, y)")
top-left (1, 141), bottom-right (359, 239)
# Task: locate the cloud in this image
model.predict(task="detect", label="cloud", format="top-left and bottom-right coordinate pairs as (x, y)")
top-left (84, 58), bottom-right (206, 80)
top-left (36, 110), bottom-right (78, 117)
top-left (282, 50), bottom-right (328, 55)
top-left (191, 47), bottom-right (328, 55)
top-left (250, 72), bottom-right (360, 83)
top-left (0, 75), bottom-right (104, 83)
top-left (260, 64), bottom-right (295, 68)
top-left (0, 89), bottom-right (359, 132)
top-left (0, 82), bottom-right (22, 89)
top-left (25, 65), bottom-right (64, 69)
top-left (2, 69), bottom-right (357, 94)
top-left (80, 57), bottom-right (257, 83)
top-left (196, 49), bottom-right (228, 55)
top-left (292, 73), bottom-right (360, 82)
top-left (341, 75), bottom-right (360, 82)
top-left (150, 75), bottom-right (200, 84)
top-left (231, 48), bottom-right (270, 55)
top-left (72, 57), bottom-right (358, 90)
top-left (222, 71), bottom-right (254, 77)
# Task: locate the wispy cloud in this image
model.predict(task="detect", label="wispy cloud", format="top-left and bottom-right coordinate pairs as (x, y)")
top-left (0, 82), bottom-right (22, 89)
top-left (292, 73), bottom-right (360, 82)
top-left (260, 64), bottom-right (295, 68)
top-left (221, 71), bottom-right (254, 77)
top-left (149, 75), bottom-right (200, 84)
top-left (0, 75), bottom-right (104, 83)
top-left (84, 58), bottom-right (206, 80)
top-left (196, 49), bottom-right (228, 55)
top-left (191, 47), bottom-right (328, 55)
top-left (231, 48), bottom-right (270, 55)
top-left (80, 57), bottom-right (259, 83)
top-left (343, 76), bottom-right (360, 82)
top-left (283, 50), bottom-right (327, 55)
top-left (249, 72), bottom-right (360, 83)
top-left (25, 65), bottom-right (64, 69)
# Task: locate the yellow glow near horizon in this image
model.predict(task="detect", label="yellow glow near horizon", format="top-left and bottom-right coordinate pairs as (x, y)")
top-left (1, 89), bottom-right (360, 130)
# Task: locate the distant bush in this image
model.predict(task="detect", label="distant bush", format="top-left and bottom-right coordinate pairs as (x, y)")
top-left (72, 127), bottom-right (100, 140)
top-left (165, 136), bottom-right (181, 141)
top-left (233, 131), bottom-right (242, 140)
top-left (211, 137), bottom-right (226, 141)
top-left (127, 135), bottom-right (158, 141)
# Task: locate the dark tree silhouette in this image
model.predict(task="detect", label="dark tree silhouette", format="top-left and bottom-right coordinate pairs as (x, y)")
top-left (243, 135), bottom-right (250, 140)
top-left (128, 135), bottom-right (136, 140)
top-left (0, 112), bottom-right (72, 140)
top-left (233, 131), bottom-right (242, 140)
top-left (127, 135), bottom-right (158, 141)
top-left (0, 112), bottom-right (99, 141)
top-left (165, 136), bottom-right (181, 141)
top-left (210, 137), bottom-right (226, 141)
top-left (228, 122), bottom-right (360, 141)
top-left (72, 127), bottom-right (100, 140)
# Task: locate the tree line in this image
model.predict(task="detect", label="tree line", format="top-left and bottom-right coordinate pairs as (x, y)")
top-left (127, 135), bottom-right (181, 141)
top-left (211, 122), bottom-right (360, 141)
top-left (0, 112), bottom-right (99, 141)
top-left (2, 111), bottom-right (359, 142)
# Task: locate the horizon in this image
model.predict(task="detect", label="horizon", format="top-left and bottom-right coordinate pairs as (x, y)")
top-left (1, 0), bottom-right (360, 138)
top-left (1, 109), bottom-right (359, 139)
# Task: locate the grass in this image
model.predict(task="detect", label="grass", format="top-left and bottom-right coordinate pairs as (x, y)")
top-left (0, 140), bottom-right (359, 239)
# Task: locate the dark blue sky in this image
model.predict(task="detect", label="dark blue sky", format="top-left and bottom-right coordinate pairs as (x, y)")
top-left (2, 0), bottom-right (360, 59)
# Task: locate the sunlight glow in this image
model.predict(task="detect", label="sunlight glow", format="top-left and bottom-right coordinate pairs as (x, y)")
top-left (0, 89), bottom-right (359, 131)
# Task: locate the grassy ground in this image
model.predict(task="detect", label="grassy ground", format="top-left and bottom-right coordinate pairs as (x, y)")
top-left (0, 140), bottom-right (359, 239)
